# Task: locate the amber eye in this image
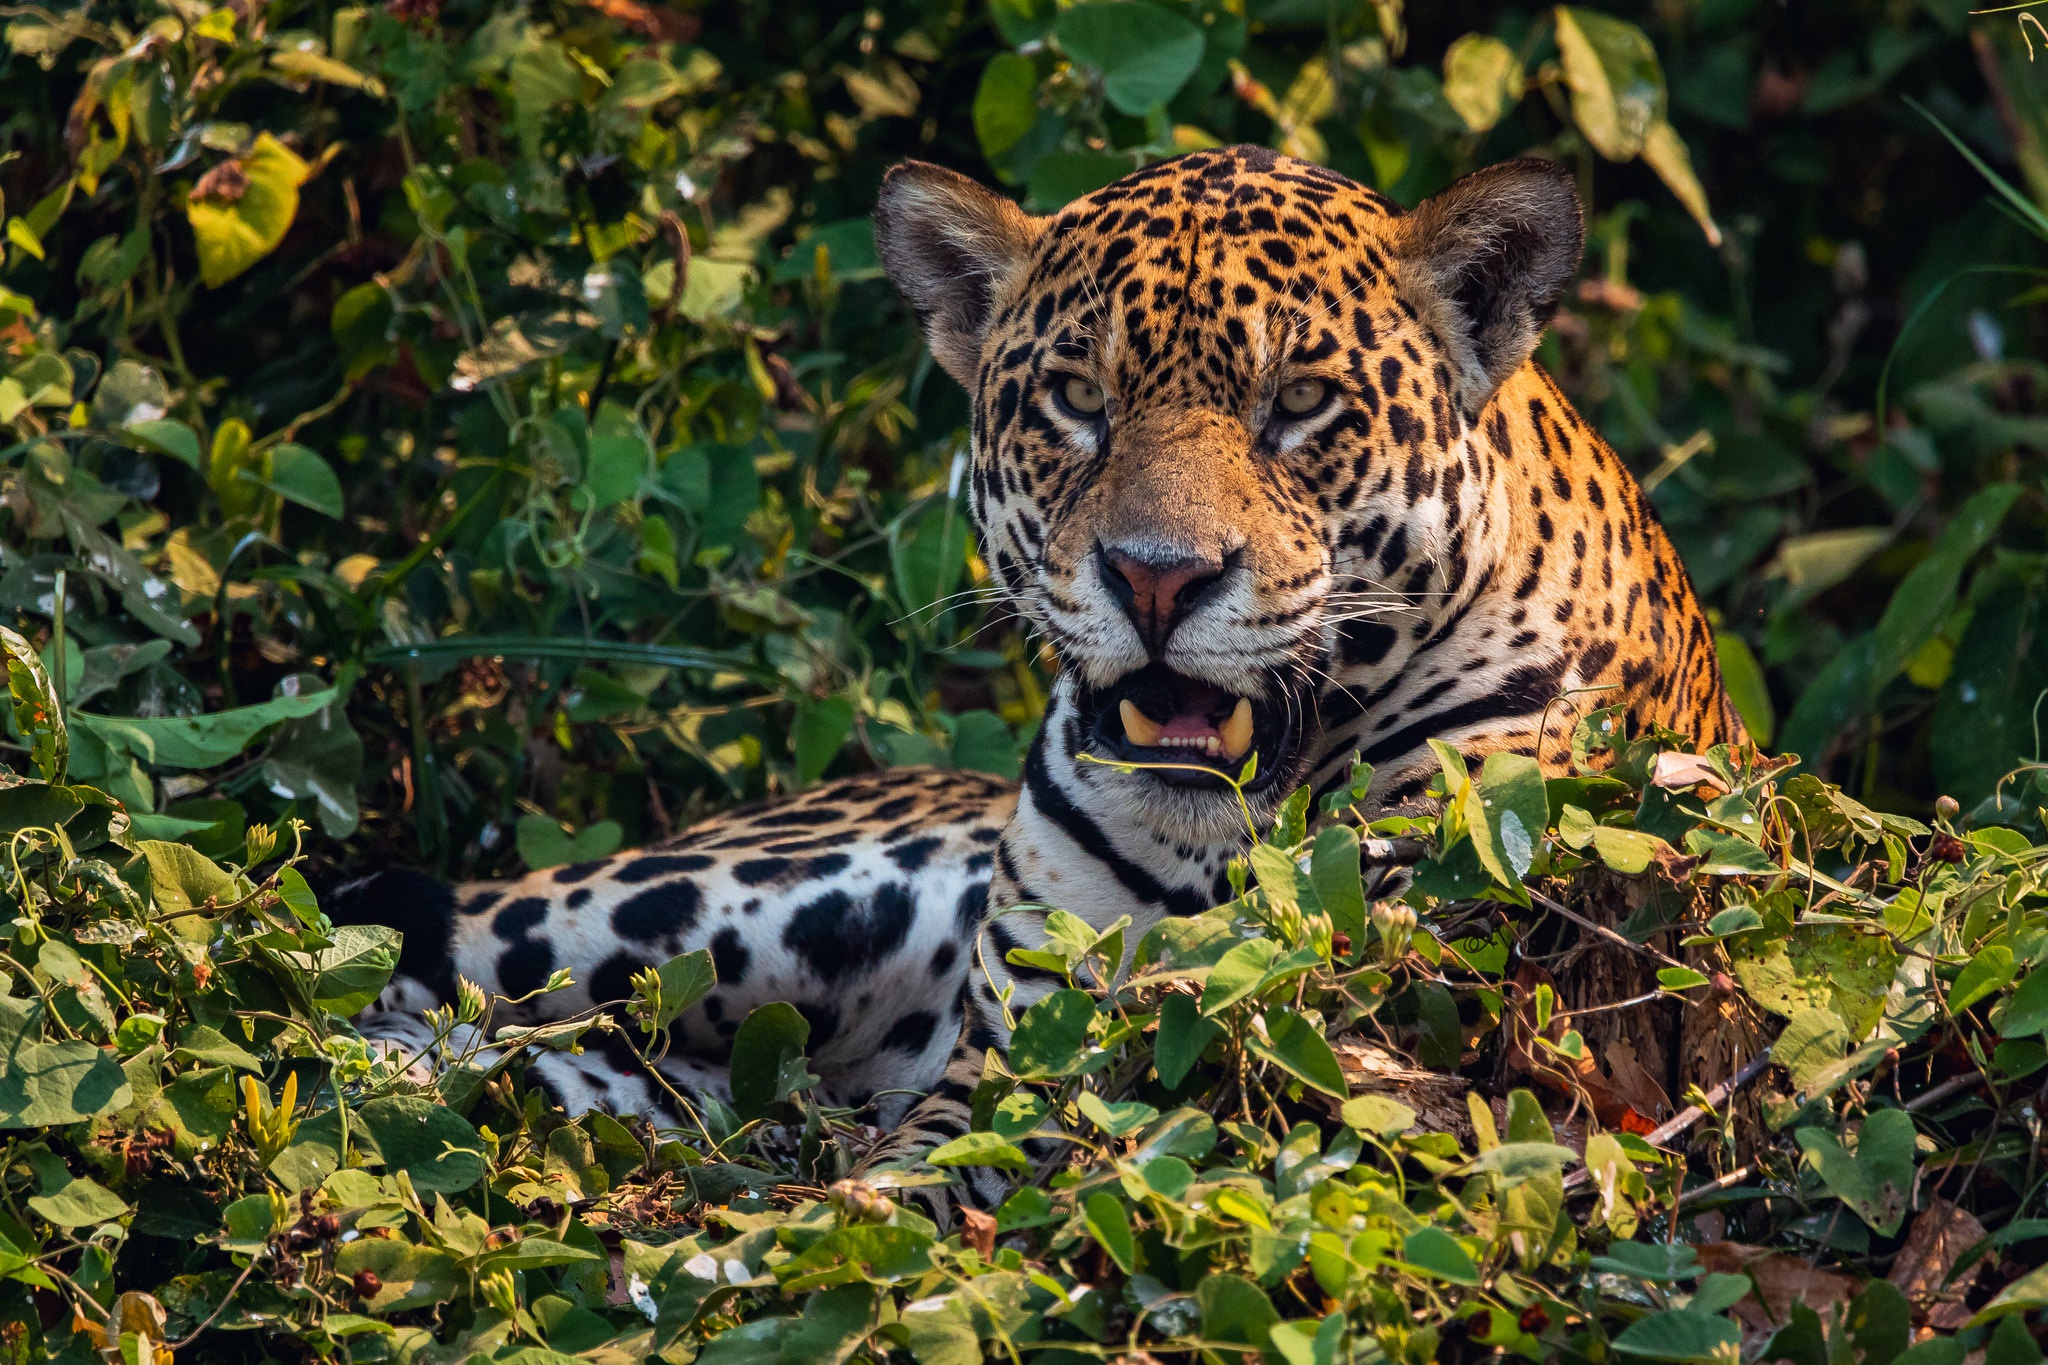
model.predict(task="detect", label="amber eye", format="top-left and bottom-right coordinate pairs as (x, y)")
top-left (1277, 378), bottom-right (1328, 416)
top-left (1057, 376), bottom-right (1107, 417)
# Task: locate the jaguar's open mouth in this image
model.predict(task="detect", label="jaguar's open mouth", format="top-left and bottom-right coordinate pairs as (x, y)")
top-left (1081, 662), bottom-right (1306, 791)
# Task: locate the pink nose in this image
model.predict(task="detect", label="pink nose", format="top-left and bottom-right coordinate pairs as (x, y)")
top-left (1098, 547), bottom-right (1227, 650)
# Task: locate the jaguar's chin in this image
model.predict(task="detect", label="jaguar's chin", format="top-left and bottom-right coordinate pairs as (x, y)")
top-left (1077, 661), bottom-right (1313, 794)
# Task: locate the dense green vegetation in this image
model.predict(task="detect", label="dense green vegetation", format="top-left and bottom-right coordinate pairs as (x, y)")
top-left (1, 1), bottom-right (2047, 1361)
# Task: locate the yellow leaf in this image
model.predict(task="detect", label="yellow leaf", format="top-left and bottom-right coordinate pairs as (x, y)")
top-left (184, 133), bottom-right (310, 288)
top-left (1642, 118), bottom-right (1722, 246)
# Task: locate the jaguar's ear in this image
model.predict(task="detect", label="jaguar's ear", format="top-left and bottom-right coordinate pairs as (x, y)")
top-left (875, 161), bottom-right (1041, 389)
top-left (1399, 158), bottom-right (1584, 413)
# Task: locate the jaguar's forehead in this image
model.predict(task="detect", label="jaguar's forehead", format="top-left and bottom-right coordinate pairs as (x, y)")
top-left (1001, 147), bottom-right (1408, 401)
top-left (1058, 145), bottom-right (1398, 234)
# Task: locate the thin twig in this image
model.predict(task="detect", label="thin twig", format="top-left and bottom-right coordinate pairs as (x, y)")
top-left (1904, 1071), bottom-right (1984, 1113)
top-left (1526, 888), bottom-right (1689, 971)
top-left (1564, 1053), bottom-right (1772, 1191)
top-left (169, 1251), bottom-right (265, 1350)
top-left (1677, 1164), bottom-right (1755, 1206)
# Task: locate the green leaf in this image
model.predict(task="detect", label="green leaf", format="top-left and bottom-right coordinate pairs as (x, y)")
top-left (1470, 752), bottom-right (1547, 889)
top-left (516, 814), bottom-right (623, 870)
top-left (0, 783), bottom-right (84, 835)
top-left (258, 443), bottom-right (346, 517)
top-left (1715, 630), bottom-right (1776, 748)
top-left (138, 840), bottom-right (237, 915)
top-left (947, 709), bottom-right (1020, 779)
top-left (1467, 1142), bottom-right (1577, 1187)
top-left (1026, 151), bottom-right (1132, 209)
top-left (26, 1158), bottom-right (129, 1229)
top-left (1592, 1240), bottom-right (1700, 1282)
top-left (1340, 1094), bottom-right (1416, 1137)
top-left (0, 997), bottom-right (131, 1128)
top-left (1308, 825), bottom-right (1367, 945)
top-left (1196, 1272), bottom-right (1278, 1348)
top-left (1930, 566), bottom-right (2048, 804)
top-left (730, 1002), bottom-right (814, 1120)
top-left (1, 626), bottom-right (66, 781)
top-left (643, 949), bottom-right (716, 1032)
top-left (1402, 1226), bottom-right (1479, 1284)
top-left (1732, 926), bottom-right (1899, 1039)
top-left (974, 52), bottom-right (1039, 158)
top-left (1952, 945), bottom-right (2017, 1013)
top-left (1591, 825), bottom-right (1666, 874)
top-left (780, 1224), bottom-right (934, 1288)
top-left (891, 500), bottom-right (971, 619)
top-left (1873, 483), bottom-right (2019, 680)
top-left (474, 1236), bottom-right (602, 1273)
top-left (1683, 829), bottom-right (1778, 875)
top-left (1847, 1280), bottom-right (1912, 1365)
top-left (1554, 7), bottom-right (1666, 161)
top-left (1971, 1262), bottom-right (2048, 1325)
top-left (172, 1024), bottom-right (263, 1073)
top-left (1082, 1191), bottom-right (1136, 1272)
top-left (927, 1132), bottom-right (1028, 1170)
top-left (291, 924), bottom-right (400, 1016)
top-left (1796, 1107), bottom-right (1916, 1235)
top-left (1658, 966), bottom-right (1712, 991)
top-left (185, 133), bottom-right (310, 287)
top-left (2004, 968), bottom-right (2048, 1038)
top-left (1247, 1006), bottom-right (1347, 1097)
top-left (75, 684), bottom-right (338, 770)
top-left (1774, 1007), bottom-right (1851, 1095)
top-left (1153, 992), bottom-right (1222, 1089)
top-left (1007, 988), bottom-right (1095, 1079)
top-left (1442, 33), bottom-right (1523, 132)
top-left (1055, 2), bottom-right (1205, 116)
top-left (126, 418), bottom-right (203, 470)
top-left (1201, 937), bottom-right (1281, 1016)
top-left (335, 1238), bottom-right (462, 1313)
top-left (1076, 1090), bottom-right (1157, 1137)
top-left (358, 1096), bottom-right (488, 1194)
top-left (794, 695), bottom-right (858, 787)
top-left (261, 697), bottom-right (365, 839)
top-left (1611, 1309), bottom-right (1741, 1361)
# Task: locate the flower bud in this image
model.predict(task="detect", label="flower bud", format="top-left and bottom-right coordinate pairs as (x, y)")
top-left (456, 976), bottom-right (487, 1024)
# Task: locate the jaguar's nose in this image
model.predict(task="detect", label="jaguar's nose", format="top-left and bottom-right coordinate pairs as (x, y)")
top-left (1097, 544), bottom-right (1233, 652)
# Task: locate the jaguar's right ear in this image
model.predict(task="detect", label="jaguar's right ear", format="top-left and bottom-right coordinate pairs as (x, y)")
top-left (874, 161), bottom-right (1041, 389)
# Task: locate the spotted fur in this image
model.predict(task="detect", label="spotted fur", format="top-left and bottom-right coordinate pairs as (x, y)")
top-left (343, 147), bottom-right (1741, 1204)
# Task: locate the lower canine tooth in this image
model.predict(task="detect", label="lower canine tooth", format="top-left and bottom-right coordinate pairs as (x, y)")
top-left (1120, 699), bottom-right (1163, 747)
top-left (1219, 697), bottom-right (1254, 761)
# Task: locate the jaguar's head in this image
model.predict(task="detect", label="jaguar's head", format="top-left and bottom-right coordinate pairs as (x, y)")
top-left (875, 146), bottom-right (1582, 818)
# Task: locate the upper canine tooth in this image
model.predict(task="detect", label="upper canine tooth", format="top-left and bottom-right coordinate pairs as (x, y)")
top-left (1219, 697), bottom-right (1254, 761)
top-left (1120, 699), bottom-right (1164, 747)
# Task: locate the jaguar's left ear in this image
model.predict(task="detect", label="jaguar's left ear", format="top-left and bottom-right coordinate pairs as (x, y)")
top-left (1398, 158), bottom-right (1584, 414)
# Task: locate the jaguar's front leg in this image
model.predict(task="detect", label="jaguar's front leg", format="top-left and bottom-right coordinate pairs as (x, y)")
top-left (854, 904), bottom-right (1068, 1211)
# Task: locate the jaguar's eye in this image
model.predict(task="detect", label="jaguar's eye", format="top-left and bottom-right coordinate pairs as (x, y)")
top-left (1057, 376), bottom-right (1107, 417)
top-left (1277, 378), bottom-right (1328, 416)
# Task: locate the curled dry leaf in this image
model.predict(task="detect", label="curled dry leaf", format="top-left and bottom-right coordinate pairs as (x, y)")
top-left (960, 1207), bottom-right (997, 1261)
top-left (1651, 751), bottom-right (1730, 794)
top-left (1890, 1198), bottom-right (1989, 1329)
top-left (191, 158), bottom-right (250, 203)
top-left (1696, 1242), bottom-right (1857, 1350)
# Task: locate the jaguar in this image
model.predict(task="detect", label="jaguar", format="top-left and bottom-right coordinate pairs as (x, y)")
top-left (337, 145), bottom-right (1743, 1203)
